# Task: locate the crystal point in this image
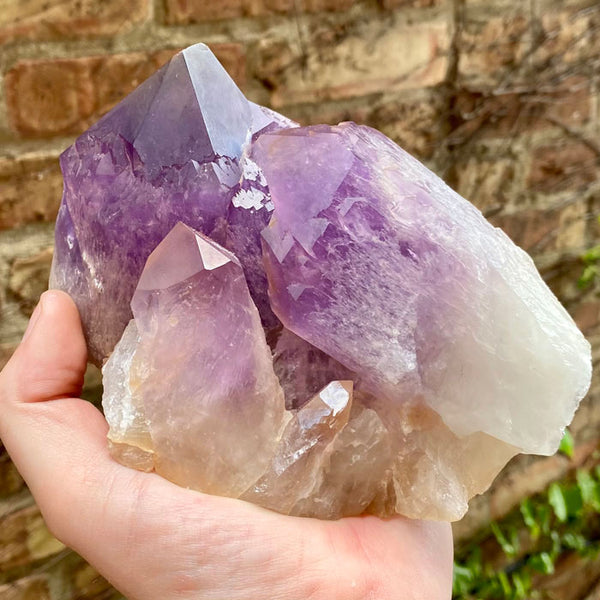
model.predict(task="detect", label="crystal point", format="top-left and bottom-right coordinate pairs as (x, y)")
top-left (50, 44), bottom-right (292, 364)
top-left (105, 224), bottom-right (287, 497)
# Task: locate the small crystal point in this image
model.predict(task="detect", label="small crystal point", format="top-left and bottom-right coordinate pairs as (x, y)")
top-left (241, 380), bottom-right (353, 514)
top-left (105, 224), bottom-right (287, 497)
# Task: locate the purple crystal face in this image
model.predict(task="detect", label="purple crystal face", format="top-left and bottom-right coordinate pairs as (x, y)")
top-left (256, 123), bottom-right (591, 455)
top-left (50, 44), bottom-right (295, 364)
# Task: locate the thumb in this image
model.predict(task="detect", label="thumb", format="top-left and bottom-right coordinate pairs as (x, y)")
top-left (11, 289), bottom-right (87, 403)
top-left (0, 290), bottom-right (114, 545)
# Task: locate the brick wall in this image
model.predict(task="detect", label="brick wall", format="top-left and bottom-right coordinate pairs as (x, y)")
top-left (0, 0), bottom-right (599, 598)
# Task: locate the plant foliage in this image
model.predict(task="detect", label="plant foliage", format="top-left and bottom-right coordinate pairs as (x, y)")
top-left (453, 443), bottom-right (600, 598)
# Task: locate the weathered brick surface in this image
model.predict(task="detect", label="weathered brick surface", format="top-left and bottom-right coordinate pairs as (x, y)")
top-left (459, 12), bottom-right (531, 86)
top-left (369, 91), bottom-right (445, 159)
top-left (459, 4), bottom-right (600, 87)
top-left (449, 77), bottom-right (591, 143)
top-left (9, 248), bottom-right (53, 316)
top-left (0, 504), bottom-right (64, 572)
top-left (0, 0), bottom-right (149, 45)
top-left (537, 8), bottom-right (600, 67)
top-left (0, 574), bottom-right (51, 600)
top-left (574, 301), bottom-right (600, 335)
top-left (253, 18), bottom-right (449, 108)
top-left (6, 45), bottom-right (245, 138)
top-left (492, 208), bottom-right (562, 254)
top-left (382, 0), bottom-right (443, 7)
top-left (0, 157), bottom-right (62, 230)
top-left (164, 0), bottom-right (355, 23)
top-left (452, 156), bottom-right (522, 215)
top-left (6, 53), bottom-right (164, 137)
top-left (528, 142), bottom-right (598, 194)
top-left (284, 89), bottom-right (444, 159)
top-left (491, 202), bottom-right (589, 255)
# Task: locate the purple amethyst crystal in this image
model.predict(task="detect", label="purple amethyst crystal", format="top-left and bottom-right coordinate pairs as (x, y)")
top-left (50, 44), bottom-right (294, 364)
top-left (254, 123), bottom-right (590, 455)
top-left (50, 44), bottom-right (592, 521)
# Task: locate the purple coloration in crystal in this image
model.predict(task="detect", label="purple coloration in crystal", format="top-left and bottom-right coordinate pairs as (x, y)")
top-left (124, 223), bottom-right (287, 496)
top-left (50, 43), bottom-right (293, 364)
top-left (50, 43), bottom-right (591, 520)
top-left (257, 122), bottom-right (591, 454)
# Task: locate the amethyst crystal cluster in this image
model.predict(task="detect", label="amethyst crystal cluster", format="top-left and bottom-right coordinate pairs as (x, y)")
top-left (50, 44), bottom-right (592, 521)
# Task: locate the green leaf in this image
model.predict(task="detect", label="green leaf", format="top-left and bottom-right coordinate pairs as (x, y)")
top-left (465, 546), bottom-right (483, 578)
top-left (497, 571), bottom-right (512, 597)
top-left (558, 429), bottom-right (575, 458)
top-left (491, 521), bottom-right (517, 557)
top-left (528, 551), bottom-right (555, 574)
top-left (562, 532), bottom-right (587, 553)
top-left (576, 469), bottom-right (600, 509)
top-left (581, 245), bottom-right (600, 264)
top-left (512, 571), bottom-right (531, 598)
top-left (578, 265), bottom-right (599, 289)
top-left (537, 503), bottom-right (552, 536)
top-left (520, 498), bottom-right (540, 539)
top-left (563, 485), bottom-right (583, 518)
top-left (452, 563), bottom-right (475, 595)
top-left (549, 482), bottom-right (568, 522)
top-left (583, 540), bottom-right (600, 559)
top-left (551, 530), bottom-right (562, 557)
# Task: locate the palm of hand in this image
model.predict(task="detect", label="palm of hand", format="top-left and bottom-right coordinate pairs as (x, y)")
top-left (0, 291), bottom-right (453, 599)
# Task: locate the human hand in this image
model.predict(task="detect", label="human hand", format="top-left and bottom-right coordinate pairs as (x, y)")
top-left (0, 290), bottom-right (453, 600)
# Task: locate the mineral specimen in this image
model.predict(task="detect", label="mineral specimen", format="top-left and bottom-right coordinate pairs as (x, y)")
top-left (51, 43), bottom-right (592, 521)
top-left (50, 43), bottom-right (294, 365)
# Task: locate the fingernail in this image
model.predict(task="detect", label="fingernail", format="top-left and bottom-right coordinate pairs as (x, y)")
top-left (22, 295), bottom-right (44, 343)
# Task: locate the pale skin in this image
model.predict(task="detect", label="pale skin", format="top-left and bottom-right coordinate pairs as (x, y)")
top-left (0, 290), bottom-right (453, 600)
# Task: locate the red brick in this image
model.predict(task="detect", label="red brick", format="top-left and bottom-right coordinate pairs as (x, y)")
top-left (528, 142), bottom-right (598, 194)
top-left (491, 209), bottom-right (561, 254)
top-left (6, 45), bottom-right (245, 138)
top-left (574, 301), bottom-right (600, 335)
top-left (253, 19), bottom-right (449, 107)
top-left (6, 61), bottom-right (88, 137)
top-left (0, 156), bottom-right (62, 229)
top-left (0, 0), bottom-right (149, 45)
top-left (164, 0), bottom-right (354, 23)
top-left (382, 0), bottom-right (441, 7)
top-left (450, 76), bottom-right (591, 141)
